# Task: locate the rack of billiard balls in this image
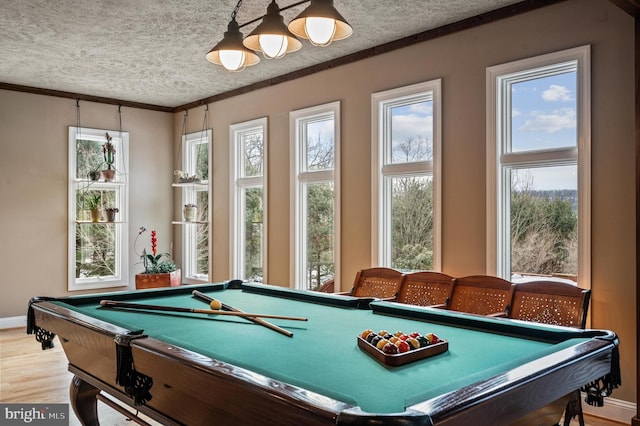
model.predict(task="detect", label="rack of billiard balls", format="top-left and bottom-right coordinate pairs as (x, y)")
top-left (357, 329), bottom-right (448, 366)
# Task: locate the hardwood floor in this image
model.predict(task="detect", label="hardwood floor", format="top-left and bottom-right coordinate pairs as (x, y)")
top-left (1, 327), bottom-right (160, 425)
top-left (0, 327), bottom-right (626, 425)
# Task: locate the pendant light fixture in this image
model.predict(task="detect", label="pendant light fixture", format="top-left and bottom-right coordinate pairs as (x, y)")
top-left (287, 0), bottom-right (352, 47)
top-left (207, 0), bottom-right (352, 72)
top-left (205, 1), bottom-right (260, 72)
top-left (243, 1), bottom-right (302, 59)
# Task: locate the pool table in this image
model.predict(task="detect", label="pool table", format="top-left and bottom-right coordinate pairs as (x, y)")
top-left (27, 281), bottom-right (619, 426)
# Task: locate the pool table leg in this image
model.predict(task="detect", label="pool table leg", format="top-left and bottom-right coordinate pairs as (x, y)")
top-left (70, 375), bottom-right (100, 426)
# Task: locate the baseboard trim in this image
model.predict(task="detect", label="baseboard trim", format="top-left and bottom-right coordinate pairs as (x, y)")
top-left (582, 392), bottom-right (637, 424)
top-left (0, 315), bottom-right (27, 329)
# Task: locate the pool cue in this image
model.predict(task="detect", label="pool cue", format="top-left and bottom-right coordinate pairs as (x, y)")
top-left (192, 290), bottom-right (294, 338)
top-left (99, 300), bottom-right (307, 322)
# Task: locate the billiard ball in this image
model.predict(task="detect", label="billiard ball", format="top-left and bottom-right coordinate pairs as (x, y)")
top-left (407, 338), bottom-right (420, 350)
top-left (382, 342), bottom-right (399, 354)
top-left (209, 299), bottom-right (222, 310)
top-left (417, 336), bottom-right (430, 347)
top-left (371, 335), bottom-right (383, 347)
top-left (426, 333), bottom-right (440, 344)
top-left (360, 329), bottom-right (373, 339)
top-left (376, 338), bottom-right (389, 350)
top-left (397, 341), bottom-right (410, 353)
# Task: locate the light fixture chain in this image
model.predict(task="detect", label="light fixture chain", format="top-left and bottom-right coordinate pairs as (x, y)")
top-left (231, 0), bottom-right (243, 19)
top-left (175, 110), bottom-right (188, 173)
top-left (117, 105), bottom-right (128, 179)
top-left (76, 100), bottom-right (81, 140)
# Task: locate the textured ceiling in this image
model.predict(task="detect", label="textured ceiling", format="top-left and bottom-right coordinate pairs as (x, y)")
top-left (0, 0), bottom-right (522, 108)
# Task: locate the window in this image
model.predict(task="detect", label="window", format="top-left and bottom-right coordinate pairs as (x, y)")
top-left (179, 130), bottom-right (210, 282)
top-left (372, 80), bottom-right (442, 271)
top-left (68, 127), bottom-right (129, 291)
top-left (290, 102), bottom-right (340, 291)
top-left (230, 118), bottom-right (267, 282)
top-left (486, 45), bottom-right (590, 285)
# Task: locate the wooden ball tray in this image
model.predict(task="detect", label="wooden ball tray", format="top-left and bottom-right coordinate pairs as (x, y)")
top-left (357, 337), bottom-right (448, 366)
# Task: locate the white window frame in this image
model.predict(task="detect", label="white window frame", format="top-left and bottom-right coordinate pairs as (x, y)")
top-left (230, 118), bottom-right (268, 282)
top-left (290, 101), bottom-right (341, 291)
top-left (486, 45), bottom-right (591, 286)
top-left (180, 129), bottom-right (211, 283)
top-left (68, 126), bottom-right (129, 291)
top-left (371, 80), bottom-right (442, 270)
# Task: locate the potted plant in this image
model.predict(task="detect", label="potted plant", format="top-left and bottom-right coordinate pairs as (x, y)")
top-left (174, 170), bottom-right (200, 183)
top-left (183, 203), bottom-right (198, 222)
top-left (85, 193), bottom-right (101, 222)
top-left (105, 207), bottom-right (119, 222)
top-left (101, 132), bottom-right (116, 182)
top-left (134, 227), bottom-right (181, 289)
top-left (88, 163), bottom-right (101, 181)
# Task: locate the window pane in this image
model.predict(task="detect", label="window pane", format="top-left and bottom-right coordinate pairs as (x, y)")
top-left (242, 131), bottom-right (263, 177)
top-left (510, 166), bottom-right (577, 278)
top-left (195, 142), bottom-right (209, 181)
top-left (305, 118), bottom-right (334, 171)
top-left (76, 189), bottom-right (116, 220)
top-left (390, 100), bottom-right (433, 164)
top-left (196, 190), bottom-right (209, 276)
top-left (305, 182), bottom-right (334, 290)
top-left (510, 71), bottom-right (577, 152)
top-left (75, 224), bottom-right (116, 278)
top-left (390, 175), bottom-right (433, 270)
top-left (243, 187), bottom-right (263, 282)
top-left (76, 138), bottom-right (104, 179)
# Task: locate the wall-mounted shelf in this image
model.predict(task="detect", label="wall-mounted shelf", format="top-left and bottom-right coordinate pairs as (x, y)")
top-left (171, 221), bottom-right (208, 225)
top-left (76, 221), bottom-right (125, 224)
top-left (172, 182), bottom-right (208, 188)
top-left (77, 179), bottom-right (126, 186)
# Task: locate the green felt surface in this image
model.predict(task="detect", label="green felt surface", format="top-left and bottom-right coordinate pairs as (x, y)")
top-left (54, 287), bottom-right (589, 414)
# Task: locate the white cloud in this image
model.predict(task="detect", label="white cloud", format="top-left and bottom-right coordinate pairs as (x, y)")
top-left (392, 114), bottom-right (433, 142)
top-left (518, 107), bottom-right (576, 133)
top-left (542, 84), bottom-right (573, 102)
top-left (407, 102), bottom-right (433, 115)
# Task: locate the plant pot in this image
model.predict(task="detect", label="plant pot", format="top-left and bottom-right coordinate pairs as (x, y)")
top-left (90, 209), bottom-right (100, 223)
top-left (135, 270), bottom-right (181, 289)
top-left (88, 171), bottom-right (100, 181)
top-left (183, 205), bottom-right (198, 222)
top-left (105, 210), bottom-right (117, 222)
top-left (102, 169), bottom-right (116, 182)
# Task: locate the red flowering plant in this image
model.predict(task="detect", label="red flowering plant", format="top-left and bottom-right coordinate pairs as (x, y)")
top-left (134, 227), bottom-right (177, 274)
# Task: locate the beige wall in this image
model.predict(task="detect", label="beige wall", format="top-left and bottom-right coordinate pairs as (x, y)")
top-left (178, 0), bottom-right (636, 404)
top-left (0, 0), bottom-right (635, 405)
top-left (0, 91), bottom-right (174, 307)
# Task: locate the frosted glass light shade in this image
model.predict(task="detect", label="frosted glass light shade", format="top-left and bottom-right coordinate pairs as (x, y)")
top-left (206, 18), bottom-right (260, 72)
top-left (304, 17), bottom-right (336, 47)
top-left (243, 1), bottom-right (301, 59)
top-left (259, 34), bottom-right (289, 59)
top-left (218, 50), bottom-right (247, 71)
top-left (288, 0), bottom-right (352, 46)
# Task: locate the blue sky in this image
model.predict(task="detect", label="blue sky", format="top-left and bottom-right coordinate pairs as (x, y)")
top-left (390, 100), bottom-right (433, 162)
top-left (511, 71), bottom-right (577, 152)
top-left (511, 70), bottom-right (577, 190)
